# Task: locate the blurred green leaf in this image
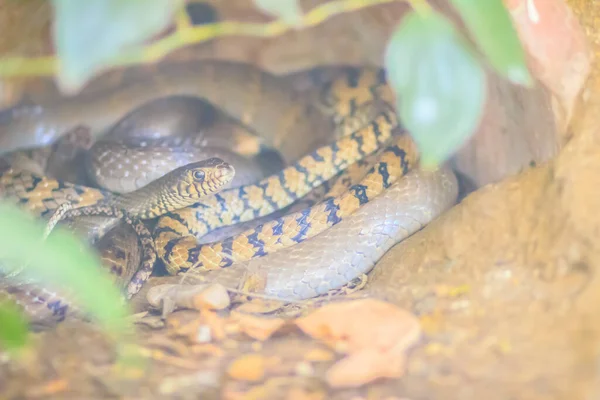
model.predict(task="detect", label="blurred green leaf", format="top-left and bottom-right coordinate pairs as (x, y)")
top-left (384, 10), bottom-right (486, 167)
top-left (0, 202), bottom-right (131, 338)
top-left (253, 0), bottom-right (303, 25)
top-left (0, 300), bottom-right (29, 351)
top-left (449, 0), bottom-right (532, 87)
top-left (51, 0), bottom-right (183, 94)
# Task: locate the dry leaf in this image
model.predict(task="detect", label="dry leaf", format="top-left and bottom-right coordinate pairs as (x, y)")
top-left (286, 387), bottom-right (326, 400)
top-left (226, 377), bottom-right (322, 400)
top-left (165, 310), bottom-right (200, 331)
top-left (325, 350), bottom-right (405, 388)
top-left (202, 310), bottom-right (228, 341)
top-left (135, 315), bottom-right (165, 329)
top-left (145, 336), bottom-right (190, 357)
top-left (139, 348), bottom-right (201, 370)
top-left (159, 371), bottom-right (220, 395)
top-left (230, 311), bottom-right (286, 341)
top-left (294, 299), bottom-right (421, 388)
top-left (295, 299), bottom-right (421, 354)
top-left (166, 310), bottom-right (229, 343)
top-left (147, 283), bottom-right (231, 312)
top-left (26, 379), bottom-right (69, 397)
top-left (191, 343), bottom-right (224, 357)
top-left (166, 313), bottom-right (203, 342)
top-left (225, 380), bottom-right (274, 400)
top-left (304, 347), bottom-right (335, 362)
top-left (227, 353), bottom-right (267, 382)
top-left (194, 284), bottom-right (231, 309)
top-left (235, 298), bottom-right (286, 314)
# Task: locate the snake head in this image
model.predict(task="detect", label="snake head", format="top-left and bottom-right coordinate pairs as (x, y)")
top-left (176, 157), bottom-right (235, 198)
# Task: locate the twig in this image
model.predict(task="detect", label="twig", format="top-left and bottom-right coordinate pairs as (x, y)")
top-left (0, 0), bottom-right (409, 79)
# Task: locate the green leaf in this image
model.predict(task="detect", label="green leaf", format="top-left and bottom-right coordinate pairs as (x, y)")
top-left (384, 10), bottom-right (487, 168)
top-left (0, 300), bottom-right (29, 351)
top-left (253, 0), bottom-right (303, 25)
top-left (51, 0), bottom-right (183, 93)
top-left (449, 0), bottom-right (532, 87)
top-left (0, 202), bottom-right (131, 338)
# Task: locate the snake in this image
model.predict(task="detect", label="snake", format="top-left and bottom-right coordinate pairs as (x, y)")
top-left (0, 60), bottom-right (458, 325)
top-left (182, 166), bottom-right (458, 300)
top-left (0, 60), bottom-right (350, 162)
top-left (0, 157), bottom-right (235, 320)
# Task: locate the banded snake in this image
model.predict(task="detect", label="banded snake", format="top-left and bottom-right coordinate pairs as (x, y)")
top-left (0, 60), bottom-right (458, 324)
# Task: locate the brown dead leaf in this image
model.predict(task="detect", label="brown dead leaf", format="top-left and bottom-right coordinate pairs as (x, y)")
top-left (159, 370), bottom-right (220, 395)
top-left (166, 313), bottom-right (203, 342)
top-left (295, 299), bottom-right (421, 354)
top-left (191, 343), bottom-right (224, 357)
top-left (25, 379), bottom-right (69, 397)
top-left (145, 336), bottom-right (190, 357)
top-left (196, 284), bottom-right (231, 309)
top-left (134, 315), bottom-right (165, 329)
top-left (224, 381), bottom-right (273, 400)
top-left (147, 283), bottom-right (231, 312)
top-left (286, 387), bottom-right (326, 400)
top-left (294, 299), bottom-right (421, 388)
top-left (165, 310), bottom-right (200, 331)
top-left (227, 353), bottom-right (267, 382)
top-left (166, 310), bottom-right (229, 343)
top-left (304, 347), bottom-right (335, 362)
top-left (230, 311), bottom-right (286, 341)
top-left (325, 350), bottom-right (406, 388)
top-left (202, 310), bottom-right (228, 341)
top-left (234, 298), bottom-right (286, 314)
top-left (225, 377), bottom-right (320, 400)
top-left (138, 348), bottom-right (201, 370)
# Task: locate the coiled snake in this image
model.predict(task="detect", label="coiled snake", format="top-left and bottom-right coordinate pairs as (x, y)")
top-left (0, 60), bottom-right (458, 324)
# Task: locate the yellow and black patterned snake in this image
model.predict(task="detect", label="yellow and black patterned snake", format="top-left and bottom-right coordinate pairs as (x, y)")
top-left (0, 60), bottom-right (459, 324)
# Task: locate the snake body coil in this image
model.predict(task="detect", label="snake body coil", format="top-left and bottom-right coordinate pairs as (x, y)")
top-left (191, 166), bottom-right (458, 300)
top-left (0, 61), bottom-right (458, 325)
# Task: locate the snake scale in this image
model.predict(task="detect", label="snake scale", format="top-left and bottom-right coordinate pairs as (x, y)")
top-left (0, 60), bottom-right (458, 325)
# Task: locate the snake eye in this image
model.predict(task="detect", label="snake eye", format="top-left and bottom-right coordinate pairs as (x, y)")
top-left (193, 170), bottom-right (206, 181)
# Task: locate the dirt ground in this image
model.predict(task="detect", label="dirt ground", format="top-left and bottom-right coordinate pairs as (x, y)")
top-left (2, 0), bottom-right (600, 399)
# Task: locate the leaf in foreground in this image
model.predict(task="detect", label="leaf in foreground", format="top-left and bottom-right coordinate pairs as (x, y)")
top-left (384, 10), bottom-right (487, 168)
top-left (450, 0), bottom-right (532, 87)
top-left (0, 300), bottom-right (29, 352)
top-left (0, 202), bottom-right (130, 338)
top-left (51, 0), bottom-right (183, 93)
